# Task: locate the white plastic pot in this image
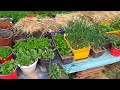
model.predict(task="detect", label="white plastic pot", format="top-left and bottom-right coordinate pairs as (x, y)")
top-left (18, 60), bottom-right (38, 75)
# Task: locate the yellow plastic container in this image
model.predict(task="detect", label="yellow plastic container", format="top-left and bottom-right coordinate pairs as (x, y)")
top-left (64, 35), bottom-right (91, 60)
top-left (105, 30), bottom-right (120, 36)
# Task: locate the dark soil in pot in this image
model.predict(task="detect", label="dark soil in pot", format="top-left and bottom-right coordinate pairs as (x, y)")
top-left (90, 47), bottom-right (106, 58)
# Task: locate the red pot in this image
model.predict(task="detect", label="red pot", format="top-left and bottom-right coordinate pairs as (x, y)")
top-left (0, 53), bottom-right (13, 63)
top-left (0, 69), bottom-right (18, 79)
top-left (110, 46), bottom-right (120, 57)
top-left (0, 21), bottom-right (14, 30)
top-left (0, 30), bottom-right (13, 48)
top-left (26, 14), bottom-right (37, 18)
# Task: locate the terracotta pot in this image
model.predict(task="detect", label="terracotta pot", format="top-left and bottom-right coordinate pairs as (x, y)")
top-left (0, 30), bottom-right (13, 48)
top-left (0, 21), bottom-right (13, 30)
top-left (90, 47), bottom-right (106, 58)
top-left (103, 42), bottom-right (111, 49)
top-left (56, 49), bottom-right (73, 64)
top-left (110, 46), bottom-right (120, 57)
top-left (18, 60), bottom-right (38, 75)
top-left (0, 68), bottom-right (18, 79)
top-left (0, 52), bottom-right (13, 64)
top-left (26, 14), bottom-right (37, 17)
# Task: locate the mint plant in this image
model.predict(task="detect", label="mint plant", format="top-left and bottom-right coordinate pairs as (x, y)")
top-left (0, 60), bottom-right (16, 75)
top-left (0, 46), bottom-right (12, 59)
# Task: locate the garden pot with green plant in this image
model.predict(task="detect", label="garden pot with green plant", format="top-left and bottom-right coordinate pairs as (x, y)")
top-left (98, 18), bottom-right (120, 35)
top-left (64, 18), bottom-right (93, 60)
top-left (47, 63), bottom-right (69, 79)
top-left (89, 28), bottom-right (106, 58)
top-left (107, 34), bottom-right (120, 57)
top-left (15, 48), bottom-right (39, 75)
top-left (53, 33), bottom-right (73, 64)
top-left (0, 46), bottom-right (13, 63)
top-left (0, 29), bottom-right (13, 47)
top-left (38, 48), bottom-right (55, 68)
top-left (0, 60), bottom-right (17, 79)
top-left (90, 42), bottom-right (106, 58)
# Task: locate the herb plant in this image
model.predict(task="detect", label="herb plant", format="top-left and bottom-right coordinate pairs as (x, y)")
top-left (107, 34), bottom-right (120, 49)
top-left (98, 17), bottom-right (120, 32)
top-left (15, 48), bottom-right (39, 66)
top-left (0, 46), bottom-right (11, 59)
top-left (38, 48), bottom-right (55, 61)
top-left (0, 60), bottom-right (16, 75)
top-left (65, 18), bottom-right (93, 49)
top-left (54, 34), bottom-right (71, 57)
top-left (48, 63), bottom-right (69, 79)
top-left (13, 37), bottom-right (51, 53)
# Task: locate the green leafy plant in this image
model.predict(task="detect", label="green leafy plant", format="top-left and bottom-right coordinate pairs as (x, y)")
top-left (65, 18), bottom-right (93, 49)
top-left (54, 34), bottom-right (71, 57)
top-left (0, 60), bottom-right (16, 75)
top-left (13, 37), bottom-right (51, 53)
top-left (15, 48), bottom-right (39, 66)
top-left (38, 48), bottom-right (55, 61)
top-left (48, 63), bottom-right (69, 79)
top-left (98, 17), bottom-right (120, 32)
top-left (0, 46), bottom-right (12, 59)
top-left (107, 34), bottom-right (120, 49)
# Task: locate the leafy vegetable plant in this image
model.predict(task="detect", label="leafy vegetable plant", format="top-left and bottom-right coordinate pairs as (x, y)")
top-left (13, 37), bottom-right (51, 53)
top-left (53, 34), bottom-right (71, 57)
top-left (15, 48), bottom-right (39, 66)
top-left (0, 46), bottom-right (12, 59)
top-left (0, 60), bottom-right (16, 75)
top-left (48, 63), bottom-right (69, 79)
top-left (38, 47), bottom-right (55, 61)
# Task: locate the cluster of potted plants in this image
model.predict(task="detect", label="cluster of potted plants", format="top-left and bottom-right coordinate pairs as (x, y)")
top-left (13, 36), bottom-right (55, 75)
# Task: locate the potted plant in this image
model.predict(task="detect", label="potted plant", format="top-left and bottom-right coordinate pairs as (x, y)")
top-left (38, 47), bottom-right (55, 68)
top-left (98, 18), bottom-right (120, 35)
top-left (108, 34), bottom-right (120, 57)
top-left (15, 48), bottom-right (39, 75)
top-left (90, 42), bottom-right (106, 58)
top-left (0, 60), bottom-right (17, 79)
top-left (87, 28), bottom-right (107, 58)
top-left (0, 46), bottom-right (13, 63)
top-left (0, 29), bottom-right (13, 47)
top-left (64, 18), bottom-right (91, 60)
top-left (13, 37), bottom-right (52, 53)
top-left (53, 33), bottom-right (73, 64)
top-left (47, 63), bottom-right (69, 79)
